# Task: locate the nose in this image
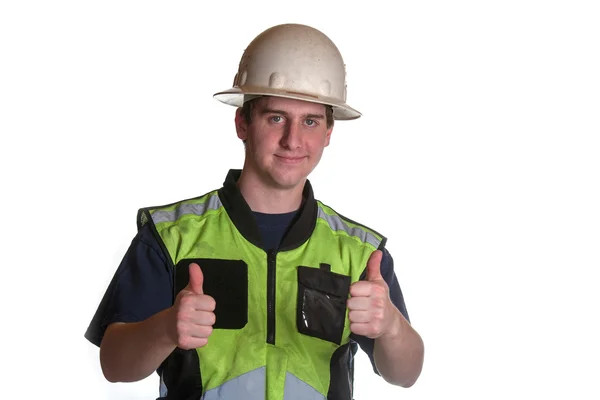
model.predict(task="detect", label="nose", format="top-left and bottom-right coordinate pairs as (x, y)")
top-left (280, 121), bottom-right (302, 149)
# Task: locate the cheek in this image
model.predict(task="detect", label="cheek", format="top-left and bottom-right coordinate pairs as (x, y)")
top-left (307, 134), bottom-right (329, 152)
top-left (248, 131), bottom-right (277, 155)
top-left (305, 145), bottom-right (326, 164)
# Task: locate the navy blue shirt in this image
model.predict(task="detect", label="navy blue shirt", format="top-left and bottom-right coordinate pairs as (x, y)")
top-left (85, 210), bottom-right (410, 374)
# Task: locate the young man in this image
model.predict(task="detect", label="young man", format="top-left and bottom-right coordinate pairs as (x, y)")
top-left (85, 23), bottom-right (424, 399)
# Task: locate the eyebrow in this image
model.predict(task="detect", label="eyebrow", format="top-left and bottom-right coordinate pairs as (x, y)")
top-left (259, 108), bottom-right (325, 120)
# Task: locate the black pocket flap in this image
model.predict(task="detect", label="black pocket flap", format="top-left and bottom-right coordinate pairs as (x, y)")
top-left (297, 266), bottom-right (351, 298)
top-left (175, 258), bottom-right (248, 330)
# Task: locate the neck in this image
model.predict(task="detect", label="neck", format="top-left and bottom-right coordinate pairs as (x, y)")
top-left (237, 170), bottom-right (305, 213)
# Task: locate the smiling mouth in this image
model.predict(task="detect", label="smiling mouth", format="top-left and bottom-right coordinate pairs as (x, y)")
top-left (275, 155), bottom-right (306, 164)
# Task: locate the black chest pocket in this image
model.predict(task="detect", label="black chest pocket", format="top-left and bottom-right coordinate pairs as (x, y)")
top-left (296, 265), bottom-right (351, 345)
top-left (175, 258), bottom-right (248, 329)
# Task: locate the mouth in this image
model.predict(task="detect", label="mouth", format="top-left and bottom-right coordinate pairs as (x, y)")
top-left (274, 155), bottom-right (307, 164)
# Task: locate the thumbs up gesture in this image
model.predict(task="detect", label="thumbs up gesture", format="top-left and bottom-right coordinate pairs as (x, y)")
top-left (348, 250), bottom-right (399, 339)
top-left (169, 263), bottom-right (216, 350)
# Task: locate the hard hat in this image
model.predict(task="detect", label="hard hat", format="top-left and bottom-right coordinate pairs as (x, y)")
top-left (213, 23), bottom-right (361, 120)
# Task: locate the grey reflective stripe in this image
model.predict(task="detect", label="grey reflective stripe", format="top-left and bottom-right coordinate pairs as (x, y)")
top-left (151, 194), bottom-right (222, 225)
top-left (202, 367), bottom-right (265, 400)
top-left (284, 373), bottom-right (325, 400)
top-left (317, 207), bottom-right (381, 248)
top-left (159, 374), bottom-right (167, 398)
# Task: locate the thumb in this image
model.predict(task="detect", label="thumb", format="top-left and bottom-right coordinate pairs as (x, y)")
top-left (186, 263), bottom-right (204, 294)
top-left (366, 250), bottom-right (383, 281)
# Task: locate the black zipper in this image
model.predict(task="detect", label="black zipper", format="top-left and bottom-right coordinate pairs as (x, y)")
top-left (267, 249), bottom-right (277, 344)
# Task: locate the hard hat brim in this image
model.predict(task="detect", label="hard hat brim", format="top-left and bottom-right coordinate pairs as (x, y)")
top-left (213, 87), bottom-right (361, 120)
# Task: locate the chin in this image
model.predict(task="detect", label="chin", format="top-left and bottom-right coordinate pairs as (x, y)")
top-left (269, 170), bottom-right (308, 190)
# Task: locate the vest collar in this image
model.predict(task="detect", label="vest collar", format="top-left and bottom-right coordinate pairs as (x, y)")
top-left (217, 169), bottom-right (317, 251)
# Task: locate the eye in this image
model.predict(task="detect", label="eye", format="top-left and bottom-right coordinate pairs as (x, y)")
top-left (305, 119), bottom-right (317, 126)
top-left (269, 115), bottom-right (284, 123)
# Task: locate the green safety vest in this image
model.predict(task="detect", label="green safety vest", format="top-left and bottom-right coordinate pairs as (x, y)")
top-left (137, 170), bottom-right (386, 400)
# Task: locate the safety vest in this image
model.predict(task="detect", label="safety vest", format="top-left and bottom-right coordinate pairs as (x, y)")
top-left (137, 170), bottom-right (386, 400)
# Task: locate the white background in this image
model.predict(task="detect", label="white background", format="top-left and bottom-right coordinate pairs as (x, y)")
top-left (1, 1), bottom-right (599, 399)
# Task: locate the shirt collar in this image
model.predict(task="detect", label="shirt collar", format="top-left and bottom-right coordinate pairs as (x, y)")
top-left (217, 169), bottom-right (317, 250)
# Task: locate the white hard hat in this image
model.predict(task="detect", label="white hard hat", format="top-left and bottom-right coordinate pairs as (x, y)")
top-left (214, 23), bottom-right (361, 120)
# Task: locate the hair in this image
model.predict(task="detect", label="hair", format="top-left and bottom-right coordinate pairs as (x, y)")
top-left (240, 96), bottom-right (335, 129)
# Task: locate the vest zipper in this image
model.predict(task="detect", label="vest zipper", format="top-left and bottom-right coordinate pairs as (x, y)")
top-left (267, 249), bottom-right (277, 345)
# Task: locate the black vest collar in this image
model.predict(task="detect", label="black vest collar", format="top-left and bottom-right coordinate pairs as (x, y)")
top-left (217, 169), bottom-right (317, 251)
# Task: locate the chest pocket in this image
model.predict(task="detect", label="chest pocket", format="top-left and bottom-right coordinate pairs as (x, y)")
top-left (175, 258), bottom-right (248, 329)
top-left (296, 265), bottom-right (351, 345)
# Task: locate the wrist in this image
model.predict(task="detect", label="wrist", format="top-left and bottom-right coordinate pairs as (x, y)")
top-left (381, 309), bottom-right (404, 339)
top-left (154, 307), bottom-right (178, 348)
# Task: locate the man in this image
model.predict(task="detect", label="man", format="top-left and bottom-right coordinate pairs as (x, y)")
top-left (85, 23), bottom-right (424, 399)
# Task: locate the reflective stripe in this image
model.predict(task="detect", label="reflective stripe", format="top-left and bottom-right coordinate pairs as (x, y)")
top-left (159, 374), bottom-right (167, 398)
top-left (284, 373), bottom-right (325, 400)
top-left (202, 367), bottom-right (265, 400)
top-left (151, 194), bottom-right (222, 225)
top-left (317, 207), bottom-right (381, 248)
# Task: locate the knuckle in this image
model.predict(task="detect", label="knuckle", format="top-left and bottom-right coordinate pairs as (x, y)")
top-left (348, 311), bottom-right (356, 322)
top-left (346, 298), bottom-right (355, 310)
top-left (176, 309), bottom-right (188, 322)
top-left (366, 326), bottom-right (377, 337)
top-left (373, 298), bottom-right (385, 309)
top-left (179, 295), bottom-right (192, 308)
top-left (207, 296), bottom-right (216, 311)
top-left (177, 336), bottom-right (190, 349)
top-left (200, 325), bottom-right (213, 338)
top-left (350, 282), bottom-right (365, 295)
top-left (373, 285), bottom-right (386, 296)
top-left (176, 320), bottom-right (187, 335)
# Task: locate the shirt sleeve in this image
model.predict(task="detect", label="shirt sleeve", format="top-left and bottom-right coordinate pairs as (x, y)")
top-left (349, 246), bottom-right (410, 376)
top-left (84, 224), bottom-right (173, 347)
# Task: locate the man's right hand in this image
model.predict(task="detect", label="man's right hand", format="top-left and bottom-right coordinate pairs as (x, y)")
top-left (169, 263), bottom-right (216, 350)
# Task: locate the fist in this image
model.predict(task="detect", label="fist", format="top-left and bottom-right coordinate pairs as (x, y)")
top-left (169, 263), bottom-right (216, 350)
top-left (347, 250), bottom-right (399, 339)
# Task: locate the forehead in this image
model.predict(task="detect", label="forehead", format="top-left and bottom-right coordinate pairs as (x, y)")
top-left (254, 96), bottom-right (327, 114)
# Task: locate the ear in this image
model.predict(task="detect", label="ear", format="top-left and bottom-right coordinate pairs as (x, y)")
top-left (324, 125), bottom-right (333, 147)
top-left (235, 108), bottom-right (248, 141)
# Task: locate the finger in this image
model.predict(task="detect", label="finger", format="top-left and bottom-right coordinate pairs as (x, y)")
top-left (349, 281), bottom-right (372, 297)
top-left (196, 294), bottom-right (216, 312)
top-left (175, 323), bottom-right (213, 348)
top-left (190, 324), bottom-right (213, 339)
top-left (348, 310), bottom-right (372, 323)
top-left (366, 250), bottom-right (383, 282)
top-left (349, 322), bottom-right (377, 338)
top-left (183, 311), bottom-right (216, 326)
top-left (178, 336), bottom-right (209, 350)
top-left (347, 296), bottom-right (371, 311)
top-left (178, 293), bottom-right (216, 314)
top-left (186, 263), bottom-right (204, 294)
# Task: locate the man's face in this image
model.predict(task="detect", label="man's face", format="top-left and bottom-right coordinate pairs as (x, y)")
top-left (236, 96), bottom-right (333, 191)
